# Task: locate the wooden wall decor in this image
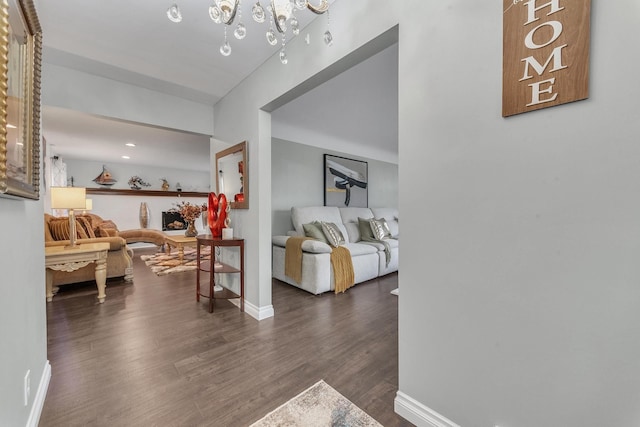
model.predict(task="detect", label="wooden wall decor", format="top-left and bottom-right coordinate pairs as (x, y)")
top-left (503, 0), bottom-right (591, 117)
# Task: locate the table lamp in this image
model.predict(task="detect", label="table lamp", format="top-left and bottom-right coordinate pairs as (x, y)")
top-left (83, 198), bottom-right (93, 214)
top-left (50, 187), bottom-right (87, 248)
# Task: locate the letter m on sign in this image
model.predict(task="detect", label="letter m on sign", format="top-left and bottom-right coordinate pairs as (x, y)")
top-left (502, 0), bottom-right (591, 117)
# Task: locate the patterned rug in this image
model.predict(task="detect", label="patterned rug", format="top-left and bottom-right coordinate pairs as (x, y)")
top-left (250, 380), bottom-right (382, 427)
top-left (140, 247), bottom-right (210, 276)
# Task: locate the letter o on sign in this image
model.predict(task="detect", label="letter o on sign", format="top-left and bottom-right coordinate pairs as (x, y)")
top-left (524, 21), bottom-right (563, 49)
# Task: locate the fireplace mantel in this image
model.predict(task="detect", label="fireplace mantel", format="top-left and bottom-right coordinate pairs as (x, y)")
top-left (86, 188), bottom-right (208, 197)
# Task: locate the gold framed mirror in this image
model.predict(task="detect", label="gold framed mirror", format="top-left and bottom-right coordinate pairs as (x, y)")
top-left (0, 0), bottom-right (42, 200)
top-left (215, 141), bottom-right (248, 209)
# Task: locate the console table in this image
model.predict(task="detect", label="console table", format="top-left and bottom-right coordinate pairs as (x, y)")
top-left (45, 242), bottom-right (110, 303)
top-left (196, 235), bottom-right (244, 313)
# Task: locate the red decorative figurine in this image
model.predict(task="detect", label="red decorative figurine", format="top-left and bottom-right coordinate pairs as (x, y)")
top-left (208, 192), bottom-right (228, 238)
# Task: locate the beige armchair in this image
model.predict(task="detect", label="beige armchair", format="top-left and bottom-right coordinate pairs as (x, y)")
top-left (44, 213), bottom-right (133, 287)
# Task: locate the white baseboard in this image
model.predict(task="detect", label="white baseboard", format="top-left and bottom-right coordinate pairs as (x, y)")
top-left (245, 300), bottom-right (274, 320)
top-left (394, 391), bottom-right (460, 427)
top-left (26, 360), bottom-right (51, 427)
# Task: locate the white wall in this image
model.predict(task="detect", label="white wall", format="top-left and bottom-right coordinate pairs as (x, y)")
top-left (42, 63), bottom-right (214, 136)
top-left (396, 2), bottom-right (640, 427)
top-left (0, 194), bottom-right (49, 426)
top-left (272, 138), bottom-right (398, 236)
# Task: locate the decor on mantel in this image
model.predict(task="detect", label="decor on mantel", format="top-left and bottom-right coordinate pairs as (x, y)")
top-left (139, 202), bottom-right (150, 228)
top-left (207, 192), bottom-right (228, 238)
top-left (166, 0), bottom-right (333, 64)
top-left (93, 165), bottom-right (117, 186)
top-left (86, 188), bottom-right (208, 197)
top-left (128, 176), bottom-right (151, 190)
top-left (160, 178), bottom-right (170, 191)
top-left (176, 201), bottom-right (207, 237)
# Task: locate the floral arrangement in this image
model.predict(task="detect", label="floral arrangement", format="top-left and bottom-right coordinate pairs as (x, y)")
top-left (176, 201), bottom-right (208, 223)
top-left (128, 176), bottom-right (151, 190)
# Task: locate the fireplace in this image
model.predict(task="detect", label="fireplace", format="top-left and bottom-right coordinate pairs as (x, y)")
top-left (162, 211), bottom-right (187, 231)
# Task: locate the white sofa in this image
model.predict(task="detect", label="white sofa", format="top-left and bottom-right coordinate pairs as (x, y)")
top-left (272, 206), bottom-right (399, 294)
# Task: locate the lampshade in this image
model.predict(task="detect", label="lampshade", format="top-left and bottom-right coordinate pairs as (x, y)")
top-left (84, 198), bottom-right (93, 211)
top-left (50, 187), bottom-right (87, 210)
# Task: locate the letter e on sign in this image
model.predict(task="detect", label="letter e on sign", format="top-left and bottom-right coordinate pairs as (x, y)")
top-left (502, 0), bottom-right (591, 117)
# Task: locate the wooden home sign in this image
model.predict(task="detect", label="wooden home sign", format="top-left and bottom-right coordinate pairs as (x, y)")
top-left (503, 0), bottom-right (591, 117)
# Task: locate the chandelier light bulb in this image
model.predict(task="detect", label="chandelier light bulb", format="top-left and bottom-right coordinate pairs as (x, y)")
top-left (277, 16), bottom-right (287, 32)
top-left (272, 0), bottom-right (293, 32)
top-left (167, 4), bottom-right (182, 23)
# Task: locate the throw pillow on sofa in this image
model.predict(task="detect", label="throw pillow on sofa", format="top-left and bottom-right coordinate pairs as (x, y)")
top-left (76, 216), bottom-right (97, 239)
top-left (358, 217), bottom-right (375, 241)
top-left (49, 217), bottom-right (90, 241)
top-left (370, 218), bottom-right (392, 240)
top-left (320, 222), bottom-right (345, 247)
top-left (303, 221), bottom-right (329, 244)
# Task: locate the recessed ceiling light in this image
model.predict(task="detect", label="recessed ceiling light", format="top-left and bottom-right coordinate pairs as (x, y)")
top-left (125, 143), bottom-right (135, 147)
top-left (122, 155), bottom-right (130, 159)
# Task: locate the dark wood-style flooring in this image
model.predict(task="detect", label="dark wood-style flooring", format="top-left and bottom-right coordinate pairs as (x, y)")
top-left (39, 247), bottom-right (412, 426)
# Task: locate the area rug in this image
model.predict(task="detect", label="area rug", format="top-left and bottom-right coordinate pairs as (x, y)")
top-left (250, 380), bottom-right (382, 427)
top-left (140, 247), bottom-right (210, 276)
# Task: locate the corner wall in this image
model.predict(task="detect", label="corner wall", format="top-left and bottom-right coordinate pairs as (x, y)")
top-left (397, 2), bottom-right (640, 426)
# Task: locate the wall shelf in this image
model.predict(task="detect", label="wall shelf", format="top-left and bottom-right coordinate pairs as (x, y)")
top-left (86, 188), bottom-right (208, 197)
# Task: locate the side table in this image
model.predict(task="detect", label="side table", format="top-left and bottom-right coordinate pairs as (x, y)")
top-left (45, 242), bottom-right (110, 303)
top-left (196, 235), bottom-right (244, 313)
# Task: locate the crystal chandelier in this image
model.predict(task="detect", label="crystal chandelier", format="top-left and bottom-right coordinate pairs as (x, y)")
top-left (166, 0), bottom-right (333, 64)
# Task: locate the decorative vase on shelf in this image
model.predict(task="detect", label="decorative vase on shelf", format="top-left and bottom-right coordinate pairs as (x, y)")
top-left (139, 202), bottom-right (149, 229)
top-left (185, 220), bottom-right (198, 237)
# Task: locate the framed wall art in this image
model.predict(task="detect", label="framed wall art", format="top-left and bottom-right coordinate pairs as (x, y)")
top-left (0, 0), bottom-right (42, 200)
top-left (324, 154), bottom-right (368, 208)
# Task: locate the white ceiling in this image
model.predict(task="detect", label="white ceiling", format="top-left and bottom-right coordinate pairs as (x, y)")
top-left (35, 0), bottom-right (397, 170)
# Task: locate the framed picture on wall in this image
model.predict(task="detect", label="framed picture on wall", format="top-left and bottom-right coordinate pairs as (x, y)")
top-left (0, 0), bottom-right (42, 200)
top-left (324, 154), bottom-right (368, 208)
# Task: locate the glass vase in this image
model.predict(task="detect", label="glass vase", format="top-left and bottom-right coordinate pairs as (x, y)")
top-left (185, 220), bottom-right (198, 237)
